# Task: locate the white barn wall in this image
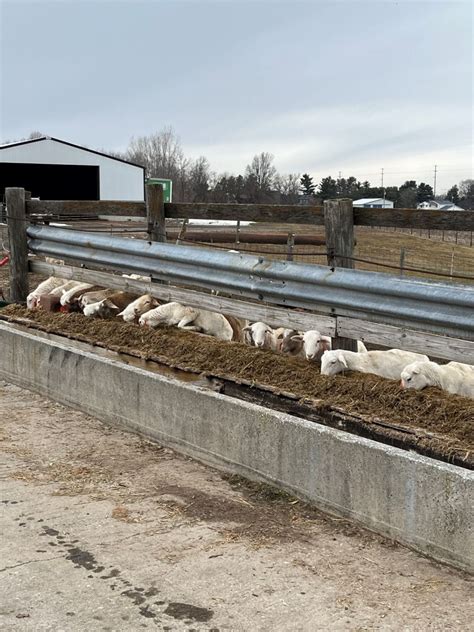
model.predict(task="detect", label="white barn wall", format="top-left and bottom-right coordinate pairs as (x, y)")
top-left (0, 139), bottom-right (144, 201)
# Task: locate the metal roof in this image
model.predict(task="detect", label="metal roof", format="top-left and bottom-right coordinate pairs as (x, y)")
top-left (353, 198), bottom-right (385, 204)
top-left (0, 136), bottom-right (144, 170)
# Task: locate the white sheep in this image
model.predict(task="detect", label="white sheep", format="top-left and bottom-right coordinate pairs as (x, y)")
top-left (60, 283), bottom-right (96, 306)
top-left (321, 348), bottom-right (429, 380)
top-left (446, 361), bottom-right (474, 373)
top-left (401, 361), bottom-right (474, 399)
top-left (82, 292), bottom-right (137, 318)
top-left (48, 280), bottom-right (84, 298)
top-left (139, 302), bottom-right (233, 341)
top-left (288, 330), bottom-right (331, 361)
top-left (79, 289), bottom-right (117, 308)
top-left (242, 322), bottom-right (274, 349)
top-left (26, 277), bottom-right (67, 309)
top-left (117, 294), bottom-right (160, 323)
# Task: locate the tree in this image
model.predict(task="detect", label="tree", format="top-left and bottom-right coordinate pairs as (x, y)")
top-left (446, 185), bottom-right (459, 205)
top-left (245, 152), bottom-right (276, 193)
top-left (188, 156), bottom-right (210, 201)
top-left (416, 182), bottom-right (433, 204)
top-left (299, 173), bottom-right (315, 197)
top-left (398, 180), bottom-right (418, 208)
top-left (126, 127), bottom-right (191, 201)
top-left (458, 179), bottom-right (474, 209)
top-left (275, 174), bottom-right (301, 203)
top-left (317, 176), bottom-right (337, 200)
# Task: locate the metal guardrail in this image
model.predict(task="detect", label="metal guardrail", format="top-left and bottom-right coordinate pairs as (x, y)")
top-left (27, 225), bottom-right (474, 340)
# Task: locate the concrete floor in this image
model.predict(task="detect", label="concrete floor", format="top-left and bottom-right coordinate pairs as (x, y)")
top-left (0, 381), bottom-right (472, 631)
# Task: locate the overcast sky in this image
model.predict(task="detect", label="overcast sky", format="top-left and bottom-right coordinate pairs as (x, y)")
top-left (1, 0), bottom-right (472, 192)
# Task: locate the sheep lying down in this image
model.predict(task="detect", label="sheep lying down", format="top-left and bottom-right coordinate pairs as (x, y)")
top-left (321, 348), bottom-right (429, 380)
top-left (401, 360), bottom-right (474, 399)
top-left (139, 302), bottom-right (233, 341)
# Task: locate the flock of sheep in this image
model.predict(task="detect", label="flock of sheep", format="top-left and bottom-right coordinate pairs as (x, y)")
top-left (26, 272), bottom-right (474, 400)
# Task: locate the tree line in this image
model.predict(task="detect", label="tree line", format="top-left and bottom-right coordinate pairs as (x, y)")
top-left (8, 129), bottom-right (474, 208)
top-left (122, 128), bottom-right (473, 209)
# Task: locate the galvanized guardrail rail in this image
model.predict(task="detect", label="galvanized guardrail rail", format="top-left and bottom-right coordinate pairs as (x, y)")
top-left (25, 224), bottom-right (474, 363)
top-left (27, 225), bottom-right (474, 342)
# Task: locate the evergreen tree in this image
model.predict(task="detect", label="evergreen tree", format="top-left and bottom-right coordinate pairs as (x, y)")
top-left (300, 173), bottom-right (315, 196)
top-left (318, 176), bottom-right (338, 200)
top-left (416, 182), bottom-right (433, 203)
top-left (446, 185), bottom-right (460, 204)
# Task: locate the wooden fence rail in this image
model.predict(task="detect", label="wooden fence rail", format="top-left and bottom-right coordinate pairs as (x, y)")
top-left (24, 197), bottom-right (474, 231)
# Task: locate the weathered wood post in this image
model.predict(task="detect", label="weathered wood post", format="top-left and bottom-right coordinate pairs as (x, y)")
top-left (146, 183), bottom-right (165, 243)
top-left (323, 198), bottom-right (357, 351)
top-left (6, 188), bottom-right (29, 303)
top-left (286, 233), bottom-right (294, 261)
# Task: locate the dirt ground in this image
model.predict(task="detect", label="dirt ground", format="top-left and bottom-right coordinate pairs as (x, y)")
top-left (1, 381), bottom-right (473, 631)
top-left (2, 305), bottom-right (473, 468)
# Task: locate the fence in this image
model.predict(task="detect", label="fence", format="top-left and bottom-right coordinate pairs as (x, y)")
top-left (4, 186), bottom-right (474, 362)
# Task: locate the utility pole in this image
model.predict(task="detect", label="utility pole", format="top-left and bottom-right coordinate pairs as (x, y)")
top-left (338, 171), bottom-right (342, 179)
top-left (433, 165), bottom-right (438, 198)
top-left (381, 168), bottom-right (386, 205)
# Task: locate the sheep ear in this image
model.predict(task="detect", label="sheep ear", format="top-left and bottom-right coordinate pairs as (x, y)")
top-left (337, 351), bottom-right (348, 368)
top-left (243, 325), bottom-right (252, 332)
top-left (291, 334), bottom-right (303, 341)
top-left (103, 299), bottom-right (119, 310)
top-left (412, 367), bottom-right (420, 375)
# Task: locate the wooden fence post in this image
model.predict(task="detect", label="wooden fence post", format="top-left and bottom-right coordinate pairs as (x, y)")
top-left (324, 198), bottom-right (357, 351)
top-left (6, 188), bottom-right (29, 303)
top-left (286, 233), bottom-right (294, 261)
top-left (323, 198), bottom-right (354, 270)
top-left (146, 183), bottom-right (165, 243)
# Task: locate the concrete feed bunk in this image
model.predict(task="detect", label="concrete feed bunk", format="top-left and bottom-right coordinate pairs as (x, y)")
top-left (0, 309), bottom-right (472, 572)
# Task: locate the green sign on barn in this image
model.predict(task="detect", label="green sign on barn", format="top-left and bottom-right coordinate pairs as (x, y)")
top-left (146, 177), bottom-right (173, 203)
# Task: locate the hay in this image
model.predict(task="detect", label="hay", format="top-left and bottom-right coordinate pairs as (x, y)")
top-left (2, 305), bottom-right (473, 454)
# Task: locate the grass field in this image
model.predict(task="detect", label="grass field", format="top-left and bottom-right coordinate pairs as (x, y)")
top-left (192, 224), bottom-right (474, 284)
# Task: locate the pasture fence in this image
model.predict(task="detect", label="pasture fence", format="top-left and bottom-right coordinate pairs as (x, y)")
top-left (4, 186), bottom-right (474, 362)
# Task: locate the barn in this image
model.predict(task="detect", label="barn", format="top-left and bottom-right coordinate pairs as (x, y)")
top-left (0, 136), bottom-right (145, 201)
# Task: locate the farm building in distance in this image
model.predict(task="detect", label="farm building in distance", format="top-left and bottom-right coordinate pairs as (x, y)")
top-left (0, 136), bottom-right (145, 201)
top-left (417, 200), bottom-right (465, 211)
top-left (353, 198), bottom-right (394, 209)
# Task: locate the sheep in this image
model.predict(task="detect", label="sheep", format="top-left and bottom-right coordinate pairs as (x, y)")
top-left (278, 329), bottom-right (304, 356)
top-left (401, 360), bottom-right (474, 399)
top-left (223, 315), bottom-right (249, 343)
top-left (48, 280), bottom-right (84, 298)
top-left (82, 292), bottom-right (138, 318)
top-left (117, 294), bottom-right (160, 323)
top-left (242, 322), bottom-right (274, 349)
top-left (321, 348), bottom-right (429, 380)
top-left (288, 330), bottom-right (331, 361)
top-left (79, 288), bottom-right (118, 308)
top-left (139, 302), bottom-right (233, 341)
top-left (27, 277), bottom-right (67, 308)
top-left (60, 283), bottom-right (97, 307)
top-left (446, 361), bottom-right (474, 373)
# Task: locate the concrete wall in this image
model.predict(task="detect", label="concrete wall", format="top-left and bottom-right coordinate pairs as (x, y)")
top-left (0, 139), bottom-right (144, 201)
top-left (0, 322), bottom-right (472, 573)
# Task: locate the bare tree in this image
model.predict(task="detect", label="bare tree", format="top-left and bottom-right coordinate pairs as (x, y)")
top-left (126, 127), bottom-right (194, 201)
top-left (275, 173), bottom-right (301, 203)
top-left (245, 152), bottom-right (277, 195)
top-left (188, 156), bottom-right (211, 201)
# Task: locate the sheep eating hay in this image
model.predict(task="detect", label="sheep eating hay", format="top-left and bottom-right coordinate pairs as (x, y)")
top-left (401, 360), bottom-right (474, 399)
top-left (321, 348), bottom-right (429, 380)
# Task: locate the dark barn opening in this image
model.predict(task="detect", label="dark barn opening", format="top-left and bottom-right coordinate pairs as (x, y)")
top-left (0, 162), bottom-right (100, 200)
